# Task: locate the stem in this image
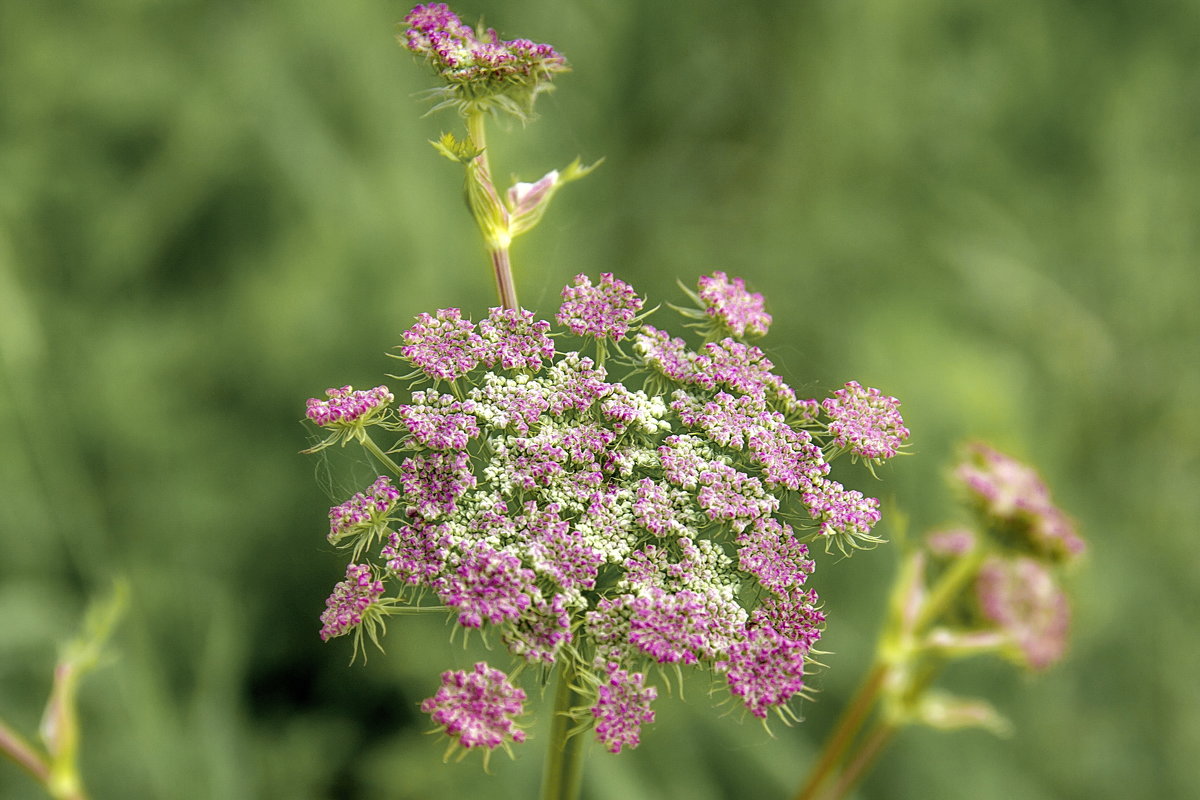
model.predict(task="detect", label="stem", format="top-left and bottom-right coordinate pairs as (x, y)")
top-left (359, 433), bottom-right (403, 476)
top-left (490, 246), bottom-right (519, 311)
top-left (540, 658), bottom-right (588, 800)
top-left (822, 722), bottom-right (897, 800)
top-left (0, 718), bottom-right (50, 785)
top-left (793, 662), bottom-right (889, 800)
top-left (913, 546), bottom-right (987, 634)
top-left (466, 110), bottom-right (519, 310)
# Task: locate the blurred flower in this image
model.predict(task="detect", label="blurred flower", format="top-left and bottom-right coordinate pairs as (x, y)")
top-left (957, 443), bottom-right (1085, 562)
top-left (976, 555), bottom-right (1072, 670)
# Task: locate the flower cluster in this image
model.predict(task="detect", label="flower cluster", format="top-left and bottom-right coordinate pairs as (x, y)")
top-left (307, 272), bottom-right (909, 753)
top-left (402, 3), bottom-right (568, 117)
top-left (697, 271), bottom-right (772, 338)
top-left (557, 273), bottom-right (645, 341)
top-left (956, 443), bottom-right (1085, 562)
top-left (422, 662), bottom-right (528, 753)
top-left (306, 385), bottom-right (394, 427)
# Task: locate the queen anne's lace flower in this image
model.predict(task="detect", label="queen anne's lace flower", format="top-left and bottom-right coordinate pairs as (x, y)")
top-left (319, 564), bottom-right (385, 642)
top-left (823, 381), bottom-right (910, 461)
top-left (310, 271), bottom-right (908, 751)
top-left (592, 669), bottom-right (657, 753)
top-left (697, 271), bottom-right (772, 338)
top-left (956, 443), bottom-right (1085, 562)
top-left (557, 273), bottom-right (644, 341)
top-left (976, 556), bottom-right (1071, 670)
top-left (421, 662), bottom-right (528, 750)
top-left (306, 385), bottom-right (393, 426)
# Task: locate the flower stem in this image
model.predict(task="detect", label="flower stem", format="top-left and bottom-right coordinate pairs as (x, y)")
top-left (466, 110), bottom-right (519, 310)
top-left (359, 433), bottom-right (403, 476)
top-left (540, 657), bottom-right (588, 800)
top-left (490, 246), bottom-right (519, 311)
top-left (0, 718), bottom-right (50, 786)
top-left (822, 722), bottom-right (897, 800)
top-left (793, 662), bottom-right (889, 800)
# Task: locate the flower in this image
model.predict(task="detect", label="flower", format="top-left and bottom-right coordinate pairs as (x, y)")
top-left (421, 662), bottom-right (527, 750)
top-left (401, 3), bottom-right (568, 118)
top-left (397, 308), bottom-right (484, 382)
top-left (557, 273), bottom-right (644, 341)
top-left (976, 556), bottom-right (1071, 670)
top-left (822, 381), bottom-right (910, 462)
top-left (305, 385), bottom-right (393, 427)
top-left (956, 443), bottom-right (1085, 562)
top-left (592, 669), bottom-right (657, 753)
top-left (319, 564), bottom-right (385, 642)
top-left (697, 271), bottom-right (772, 338)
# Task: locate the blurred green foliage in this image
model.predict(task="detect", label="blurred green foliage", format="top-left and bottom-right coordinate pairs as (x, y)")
top-left (2, 0), bottom-right (1197, 798)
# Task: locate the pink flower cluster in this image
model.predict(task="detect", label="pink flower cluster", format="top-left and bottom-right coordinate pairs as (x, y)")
top-left (305, 385), bottom-right (393, 427)
top-left (956, 443), bottom-right (1085, 562)
top-left (328, 476), bottom-right (401, 544)
top-left (402, 3), bottom-right (566, 87)
top-left (976, 556), bottom-right (1070, 670)
top-left (823, 381), bottom-right (911, 461)
top-left (697, 271), bottom-right (772, 338)
top-left (557, 273), bottom-right (645, 341)
top-left (421, 662), bottom-right (527, 750)
top-left (319, 564), bottom-right (385, 642)
top-left (311, 270), bottom-right (909, 752)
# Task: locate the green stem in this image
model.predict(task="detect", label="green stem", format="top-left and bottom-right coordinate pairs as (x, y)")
top-left (793, 662), bottom-right (889, 800)
top-left (821, 722), bottom-right (897, 800)
top-left (0, 718), bottom-right (50, 786)
top-left (359, 433), bottom-right (403, 476)
top-left (913, 546), bottom-right (987, 634)
top-left (540, 658), bottom-right (588, 800)
top-left (466, 110), bottom-right (519, 310)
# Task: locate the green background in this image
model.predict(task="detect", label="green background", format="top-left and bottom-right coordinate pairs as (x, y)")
top-left (2, 0), bottom-right (1197, 797)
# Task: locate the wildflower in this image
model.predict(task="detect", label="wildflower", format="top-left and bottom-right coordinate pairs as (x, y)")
top-left (478, 307), bottom-right (555, 372)
top-left (397, 308), bottom-right (484, 382)
top-left (328, 476), bottom-right (402, 558)
top-left (319, 564), bottom-right (385, 642)
top-left (402, 3), bottom-right (568, 118)
top-left (306, 385), bottom-right (394, 427)
top-left (721, 626), bottom-right (810, 718)
top-left (396, 389), bottom-right (480, 450)
top-left (975, 556), bottom-right (1071, 670)
top-left (697, 271), bottom-right (772, 338)
top-left (421, 662), bottom-right (528, 750)
top-left (956, 443), bottom-right (1085, 562)
top-left (592, 669), bottom-right (657, 753)
top-left (310, 272), bottom-right (910, 748)
top-left (822, 381), bottom-right (910, 462)
top-left (557, 273), bottom-right (644, 341)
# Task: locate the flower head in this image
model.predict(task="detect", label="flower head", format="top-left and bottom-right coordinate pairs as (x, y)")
top-left (319, 564), bottom-right (385, 642)
top-left (305, 385), bottom-right (393, 427)
top-left (592, 669), bottom-right (657, 753)
top-left (976, 556), bottom-right (1071, 670)
top-left (956, 443), bottom-right (1085, 563)
top-left (402, 4), bottom-right (568, 118)
top-left (557, 273), bottom-right (644, 341)
top-left (822, 381), bottom-right (910, 462)
top-left (697, 271), bottom-right (772, 338)
top-left (398, 308), bottom-right (484, 382)
top-left (421, 662), bottom-right (527, 750)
